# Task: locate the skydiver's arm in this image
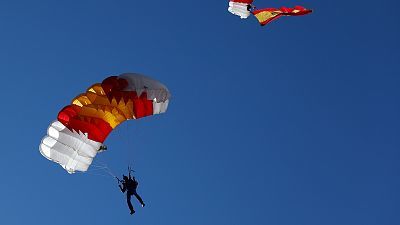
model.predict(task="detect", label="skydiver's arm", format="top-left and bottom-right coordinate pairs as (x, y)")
top-left (119, 184), bottom-right (126, 193)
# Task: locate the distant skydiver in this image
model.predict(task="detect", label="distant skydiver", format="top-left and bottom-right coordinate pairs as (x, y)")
top-left (98, 145), bottom-right (107, 152)
top-left (118, 167), bottom-right (145, 215)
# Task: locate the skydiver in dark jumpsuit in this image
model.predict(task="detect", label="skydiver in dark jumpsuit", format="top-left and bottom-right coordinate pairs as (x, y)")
top-left (119, 171), bottom-right (145, 214)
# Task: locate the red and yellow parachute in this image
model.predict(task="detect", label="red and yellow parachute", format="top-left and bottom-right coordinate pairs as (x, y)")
top-left (39, 73), bottom-right (170, 173)
top-left (228, 0), bottom-right (312, 26)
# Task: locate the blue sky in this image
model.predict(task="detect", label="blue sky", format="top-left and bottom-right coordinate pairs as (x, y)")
top-left (0, 0), bottom-right (399, 224)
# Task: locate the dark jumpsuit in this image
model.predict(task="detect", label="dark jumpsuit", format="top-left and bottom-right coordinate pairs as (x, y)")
top-left (119, 177), bottom-right (144, 214)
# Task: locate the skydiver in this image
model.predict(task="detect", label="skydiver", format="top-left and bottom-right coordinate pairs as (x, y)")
top-left (99, 145), bottom-right (107, 151)
top-left (247, 4), bottom-right (255, 12)
top-left (118, 168), bottom-right (145, 215)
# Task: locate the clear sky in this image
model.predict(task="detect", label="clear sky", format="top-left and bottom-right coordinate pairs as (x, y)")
top-left (0, 0), bottom-right (399, 224)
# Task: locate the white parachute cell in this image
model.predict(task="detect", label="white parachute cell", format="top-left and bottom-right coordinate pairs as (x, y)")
top-left (39, 121), bottom-right (102, 173)
top-left (119, 73), bottom-right (171, 102)
top-left (228, 1), bottom-right (252, 19)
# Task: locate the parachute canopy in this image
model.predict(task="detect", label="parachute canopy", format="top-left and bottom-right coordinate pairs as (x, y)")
top-left (39, 73), bottom-right (170, 174)
top-left (228, 0), bottom-right (312, 26)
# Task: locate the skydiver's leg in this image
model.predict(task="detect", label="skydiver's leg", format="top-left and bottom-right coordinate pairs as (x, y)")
top-left (133, 191), bottom-right (145, 206)
top-left (126, 194), bottom-right (135, 214)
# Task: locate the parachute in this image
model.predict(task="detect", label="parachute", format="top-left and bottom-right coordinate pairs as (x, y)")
top-left (39, 73), bottom-right (170, 174)
top-left (228, 0), bottom-right (312, 26)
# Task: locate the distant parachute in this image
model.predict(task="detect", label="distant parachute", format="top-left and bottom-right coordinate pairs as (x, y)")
top-left (228, 0), bottom-right (312, 26)
top-left (39, 73), bottom-right (170, 174)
